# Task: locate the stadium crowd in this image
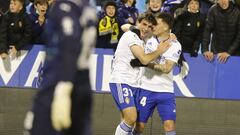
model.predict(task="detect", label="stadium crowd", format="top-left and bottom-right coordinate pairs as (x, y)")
top-left (1, 0), bottom-right (239, 63)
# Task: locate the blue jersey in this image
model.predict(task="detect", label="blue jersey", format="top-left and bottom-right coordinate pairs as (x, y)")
top-left (40, 0), bottom-right (97, 89)
top-left (28, 1), bottom-right (97, 135)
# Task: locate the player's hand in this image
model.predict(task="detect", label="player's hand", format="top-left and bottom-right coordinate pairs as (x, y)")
top-left (157, 40), bottom-right (171, 55)
top-left (130, 58), bottom-right (147, 68)
top-left (217, 52), bottom-right (230, 63)
top-left (203, 51), bottom-right (214, 62)
top-left (121, 24), bottom-right (132, 32)
top-left (51, 81), bottom-right (73, 131)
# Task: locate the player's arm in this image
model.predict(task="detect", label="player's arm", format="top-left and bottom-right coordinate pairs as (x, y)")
top-left (130, 40), bottom-right (170, 65)
top-left (148, 60), bottom-right (176, 74)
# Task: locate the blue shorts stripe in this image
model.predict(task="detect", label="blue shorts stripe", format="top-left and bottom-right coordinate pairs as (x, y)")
top-left (117, 83), bottom-right (124, 104)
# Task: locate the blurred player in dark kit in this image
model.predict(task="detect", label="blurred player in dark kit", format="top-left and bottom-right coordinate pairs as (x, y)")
top-left (24, 0), bottom-right (97, 135)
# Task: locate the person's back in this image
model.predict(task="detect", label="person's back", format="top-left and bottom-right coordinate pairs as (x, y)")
top-left (110, 30), bottom-right (144, 87)
top-left (26, 0), bottom-right (97, 135)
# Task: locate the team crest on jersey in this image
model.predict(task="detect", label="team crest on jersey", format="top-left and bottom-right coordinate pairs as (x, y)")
top-left (147, 42), bottom-right (152, 46)
top-left (125, 97), bottom-right (130, 104)
top-left (173, 50), bottom-right (181, 58)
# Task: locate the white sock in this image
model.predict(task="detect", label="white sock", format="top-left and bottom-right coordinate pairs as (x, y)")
top-left (115, 121), bottom-right (133, 135)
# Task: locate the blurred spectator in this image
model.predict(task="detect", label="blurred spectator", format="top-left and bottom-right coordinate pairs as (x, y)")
top-left (26, 0), bottom-right (34, 14)
top-left (47, 0), bottom-right (55, 7)
top-left (173, 0), bottom-right (205, 57)
top-left (96, 0), bottom-right (122, 50)
top-left (118, 0), bottom-right (138, 25)
top-left (28, 0), bottom-right (48, 44)
top-left (202, 0), bottom-right (240, 63)
top-left (0, 0), bottom-right (10, 13)
top-left (145, 0), bottom-right (164, 15)
top-left (0, 0), bottom-right (31, 59)
top-left (0, 7), bottom-right (3, 25)
top-left (162, 0), bottom-right (185, 15)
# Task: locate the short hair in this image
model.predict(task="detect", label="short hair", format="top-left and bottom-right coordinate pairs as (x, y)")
top-left (12, 0), bottom-right (24, 5)
top-left (155, 12), bottom-right (174, 29)
top-left (137, 12), bottom-right (157, 26)
top-left (34, 0), bottom-right (48, 5)
top-left (186, 0), bottom-right (201, 8)
top-left (145, 0), bottom-right (165, 4)
top-left (103, 0), bottom-right (117, 11)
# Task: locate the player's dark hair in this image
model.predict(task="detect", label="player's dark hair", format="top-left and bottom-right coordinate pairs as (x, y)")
top-left (145, 0), bottom-right (165, 4)
top-left (155, 12), bottom-right (174, 29)
top-left (34, 0), bottom-right (48, 5)
top-left (137, 12), bottom-right (157, 26)
top-left (186, 0), bottom-right (201, 8)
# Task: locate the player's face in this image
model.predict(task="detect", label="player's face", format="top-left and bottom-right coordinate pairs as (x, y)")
top-left (35, 3), bottom-right (48, 16)
top-left (106, 5), bottom-right (116, 17)
top-left (149, 0), bottom-right (162, 12)
top-left (217, 0), bottom-right (229, 9)
top-left (9, 0), bottom-right (23, 13)
top-left (153, 18), bottom-right (169, 36)
top-left (137, 19), bottom-right (153, 39)
top-left (188, 0), bottom-right (200, 13)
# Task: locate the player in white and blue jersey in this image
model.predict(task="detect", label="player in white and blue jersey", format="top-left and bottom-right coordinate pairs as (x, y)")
top-left (109, 12), bottom-right (172, 135)
top-left (24, 0), bottom-right (97, 135)
top-left (131, 13), bottom-right (181, 135)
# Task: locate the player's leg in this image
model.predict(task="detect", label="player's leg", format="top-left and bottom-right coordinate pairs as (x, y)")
top-left (133, 122), bottom-right (145, 135)
top-left (133, 89), bottom-right (156, 134)
top-left (156, 93), bottom-right (176, 135)
top-left (67, 79), bottom-right (92, 135)
top-left (25, 86), bottom-right (61, 135)
top-left (109, 83), bottom-right (138, 135)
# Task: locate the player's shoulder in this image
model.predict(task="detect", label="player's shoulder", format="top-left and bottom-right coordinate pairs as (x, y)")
top-left (170, 39), bottom-right (182, 49)
top-left (123, 31), bottom-right (141, 40)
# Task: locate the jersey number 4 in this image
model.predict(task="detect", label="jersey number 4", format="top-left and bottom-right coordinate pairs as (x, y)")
top-left (140, 96), bottom-right (147, 107)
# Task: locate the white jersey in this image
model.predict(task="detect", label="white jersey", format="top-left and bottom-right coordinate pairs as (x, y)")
top-left (140, 36), bottom-right (182, 93)
top-left (109, 31), bottom-right (145, 87)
